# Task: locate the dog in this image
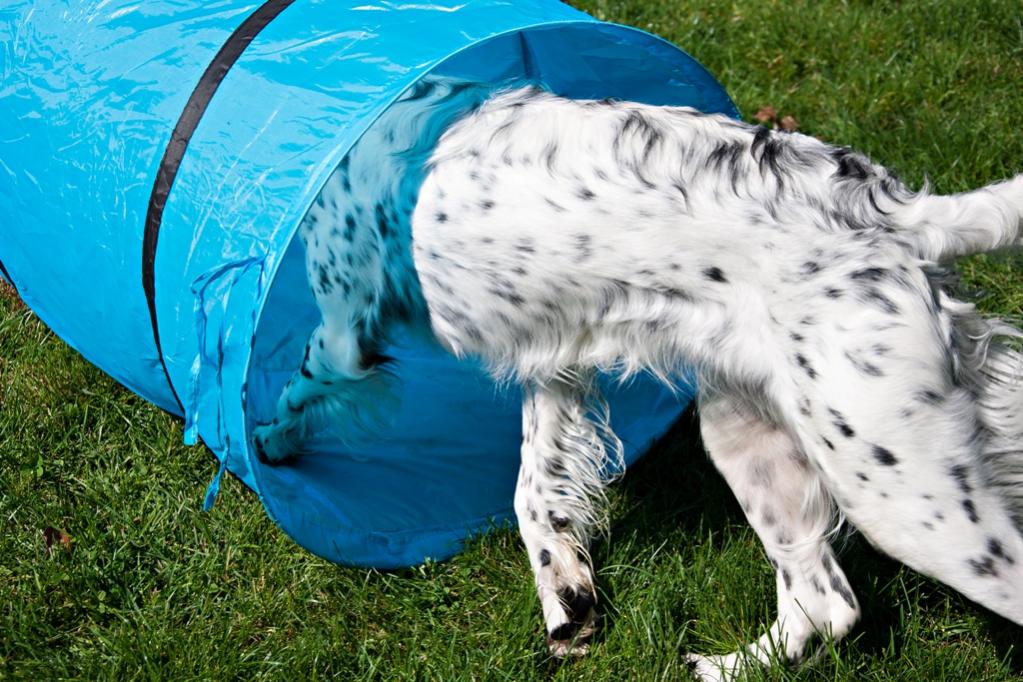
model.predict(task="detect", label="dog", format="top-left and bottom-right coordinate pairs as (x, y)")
top-left (252, 76), bottom-right (1023, 680)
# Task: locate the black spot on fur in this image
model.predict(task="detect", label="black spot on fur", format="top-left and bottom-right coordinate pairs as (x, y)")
top-left (820, 554), bottom-right (858, 609)
top-left (435, 211), bottom-right (448, 224)
top-left (374, 203), bottom-right (389, 238)
top-left (872, 445), bottom-right (898, 466)
top-left (781, 568), bottom-right (792, 590)
top-left (829, 408), bottom-right (856, 438)
top-left (541, 141), bottom-right (559, 171)
top-left (489, 287), bottom-right (526, 307)
top-left (357, 350), bottom-right (393, 371)
top-left (862, 288), bottom-right (900, 314)
top-left (850, 267), bottom-right (888, 282)
top-left (832, 148), bottom-right (872, 180)
top-left (618, 110), bottom-right (663, 163)
top-left (707, 139), bottom-right (746, 191)
top-left (824, 287), bottom-right (843, 299)
top-left (515, 239), bottom-right (536, 254)
top-left (750, 125), bottom-right (788, 189)
top-left (917, 389), bottom-right (945, 405)
top-left (703, 266), bottom-right (728, 283)
top-left (845, 351), bottom-right (884, 377)
top-left (670, 179), bottom-right (689, 208)
top-left (577, 186), bottom-right (596, 201)
top-left (317, 264), bottom-right (332, 294)
top-left (968, 556), bottom-right (999, 578)
top-left (402, 78), bottom-right (437, 102)
top-left (545, 197), bottom-right (566, 212)
top-left (752, 123), bottom-right (771, 151)
top-left (830, 575), bottom-right (857, 610)
top-left (822, 437), bottom-right (835, 451)
top-left (950, 464), bottom-right (973, 494)
top-left (558, 585), bottom-right (596, 622)
top-left (988, 538), bottom-right (1015, 565)
top-left (962, 499), bottom-right (980, 523)
top-left (795, 353), bottom-right (818, 379)
top-left (549, 513), bottom-right (570, 532)
top-left (539, 549), bottom-right (551, 567)
top-left (574, 234), bottom-right (594, 262)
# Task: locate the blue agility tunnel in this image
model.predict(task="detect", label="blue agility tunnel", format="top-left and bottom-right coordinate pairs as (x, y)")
top-left (0, 1), bottom-right (736, 568)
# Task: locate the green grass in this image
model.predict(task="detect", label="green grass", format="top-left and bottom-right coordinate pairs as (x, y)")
top-left (2, 0), bottom-right (1022, 679)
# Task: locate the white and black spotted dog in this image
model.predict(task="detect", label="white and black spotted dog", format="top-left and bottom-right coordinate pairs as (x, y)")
top-left (252, 76), bottom-right (1023, 680)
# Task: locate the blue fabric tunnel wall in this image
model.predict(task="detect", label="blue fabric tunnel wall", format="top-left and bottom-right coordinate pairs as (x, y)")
top-left (0, 1), bottom-right (737, 568)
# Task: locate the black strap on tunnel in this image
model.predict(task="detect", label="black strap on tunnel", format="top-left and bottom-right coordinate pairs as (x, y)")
top-left (142, 0), bottom-right (297, 413)
top-left (0, 257), bottom-right (17, 295)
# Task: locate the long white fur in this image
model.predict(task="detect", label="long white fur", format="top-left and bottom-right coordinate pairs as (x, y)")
top-left (253, 76), bottom-right (1023, 680)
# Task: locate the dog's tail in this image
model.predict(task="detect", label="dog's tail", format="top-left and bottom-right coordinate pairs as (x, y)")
top-left (891, 174), bottom-right (1023, 262)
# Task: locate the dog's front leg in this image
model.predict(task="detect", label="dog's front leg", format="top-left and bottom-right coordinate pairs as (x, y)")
top-left (515, 374), bottom-right (611, 657)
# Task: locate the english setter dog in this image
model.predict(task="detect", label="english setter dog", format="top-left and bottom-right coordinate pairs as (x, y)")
top-left (252, 77), bottom-right (1023, 680)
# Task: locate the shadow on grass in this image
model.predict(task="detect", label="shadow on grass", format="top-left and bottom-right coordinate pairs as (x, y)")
top-left (615, 408), bottom-right (737, 535)
top-left (590, 406), bottom-right (1023, 674)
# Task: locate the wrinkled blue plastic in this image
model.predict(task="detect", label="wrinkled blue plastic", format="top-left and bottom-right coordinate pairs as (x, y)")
top-left (0, 1), bottom-right (736, 568)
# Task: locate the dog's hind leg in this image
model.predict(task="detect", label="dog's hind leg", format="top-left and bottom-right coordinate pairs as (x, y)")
top-left (686, 394), bottom-right (860, 682)
top-left (797, 392), bottom-right (1023, 627)
top-left (515, 372), bottom-right (618, 657)
top-left (785, 281), bottom-right (1023, 627)
top-left (252, 164), bottom-right (399, 463)
top-left (252, 316), bottom-right (394, 463)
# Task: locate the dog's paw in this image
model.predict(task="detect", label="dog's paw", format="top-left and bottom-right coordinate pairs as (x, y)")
top-left (685, 652), bottom-right (740, 682)
top-left (546, 616), bottom-right (594, 658)
top-left (547, 633), bottom-right (591, 658)
top-left (545, 585), bottom-right (597, 658)
top-left (252, 422), bottom-right (300, 465)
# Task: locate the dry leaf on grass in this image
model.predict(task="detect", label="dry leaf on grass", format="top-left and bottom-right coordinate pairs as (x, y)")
top-left (753, 106), bottom-right (800, 132)
top-left (43, 526), bottom-right (72, 554)
top-left (754, 106), bottom-right (777, 125)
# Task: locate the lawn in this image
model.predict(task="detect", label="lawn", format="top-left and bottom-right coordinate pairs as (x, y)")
top-left (2, 0), bottom-right (1022, 679)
